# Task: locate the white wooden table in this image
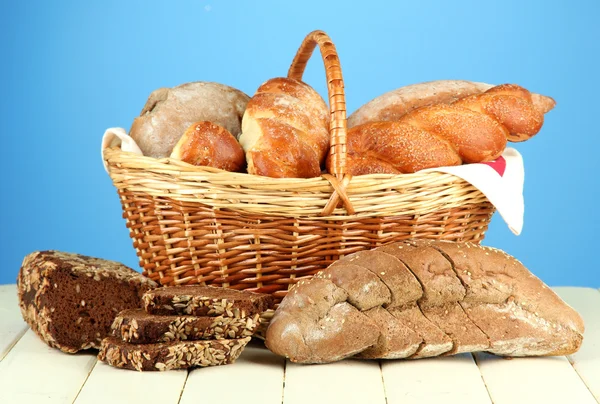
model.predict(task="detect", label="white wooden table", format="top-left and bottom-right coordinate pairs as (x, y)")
top-left (0, 284), bottom-right (598, 404)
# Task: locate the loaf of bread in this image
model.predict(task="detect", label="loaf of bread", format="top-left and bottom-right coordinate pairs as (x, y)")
top-left (130, 82), bottom-right (250, 158)
top-left (265, 240), bottom-right (584, 363)
top-left (331, 84), bottom-right (554, 175)
top-left (239, 77), bottom-right (330, 178)
top-left (347, 80), bottom-right (556, 129)
top-left (170, 121), bottom-right (246, 171)
top-left (17, 251), bottom-right (157, 353)
top-left (111, 308), bottom-right (260, 343)
top-left (98, 336), bottom-right (251, 371)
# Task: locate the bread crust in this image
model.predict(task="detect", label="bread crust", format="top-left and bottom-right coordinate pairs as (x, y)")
top-left (239, 78), bottom-right (329, 178)
top-left (265, 241), bottom-right (584, 363)
top-left (129, 82), bottom-right (249, 158)
top-left (348, 80), bottom-right (555, 128)
top-left (170, 121), bottom-right (246, 172)
top-left (340, 83), bottom-right (554, 174)
top-left (17, 251), bottom-right (157, 353)
top-left (98, 336), bottom-right (250, 371)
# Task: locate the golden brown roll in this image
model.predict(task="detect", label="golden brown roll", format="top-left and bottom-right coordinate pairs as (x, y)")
top-left (170, 121), bottom-right (246, 172)
top-left (239, 77), bottom-right (329, 178)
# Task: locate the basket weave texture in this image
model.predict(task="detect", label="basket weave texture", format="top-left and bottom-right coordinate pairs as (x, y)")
top-left (103, 30), bottom-right (494, 303)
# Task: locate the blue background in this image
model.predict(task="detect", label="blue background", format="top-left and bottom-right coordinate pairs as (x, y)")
top-left (1, 0), bottom-right (598, 287)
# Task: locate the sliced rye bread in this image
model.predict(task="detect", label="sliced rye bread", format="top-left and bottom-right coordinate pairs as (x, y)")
top-left (98, 336), bottom-right (251, 371)
top-left (112, 308), bottom-right (261, 343)
top-left (143, 286), bottom-right (275, 317)
top-left (17, 251), bottom-right (157, 353)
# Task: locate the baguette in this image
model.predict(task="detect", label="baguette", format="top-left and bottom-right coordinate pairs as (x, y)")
top-left (347, 80), bottom-right (556, 128)
top-left (331, 84), bottom-right (553, 175)
top-left (265, 240), bottom-right (584, 364)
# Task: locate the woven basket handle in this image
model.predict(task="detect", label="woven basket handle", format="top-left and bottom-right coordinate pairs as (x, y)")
top-left (288, 30), bottom-right (354, 215)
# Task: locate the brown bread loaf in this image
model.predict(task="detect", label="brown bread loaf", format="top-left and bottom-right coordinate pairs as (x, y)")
top-left (98, 336), bottom-right (251, 371)
top-left (265, 241), bottom-right (584, 364)
top-left (347, 80), bottom-right (556, 129)
top-left (111, 308), bottom-right (260, 343)
top-left (239, 77), bottom-right (329, 178)
top-left (129, 82), bottom-right (250, 158)
top-left (170, 121), bottom-right (246, 172)
top-left (142, 286), bottom-right (275, 317)
top-left (331, 84), bottom-right (555, 175)
top-left (17, 251), bottom-right (157, 353)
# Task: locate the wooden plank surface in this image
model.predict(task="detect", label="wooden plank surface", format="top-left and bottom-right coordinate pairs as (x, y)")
top-left (75, 362), bottom-right (188, 404)
top-left (0, 284), bottom-right (598, 404)
top-left (283, 358), bottom-right (386, 404)
top-left (0, 284), bottom-right (27, 361)
top-left (555, 286), bottom-right (600, 402)
top-left (0, 329), bottom-right (97, 404)
top-left (474, 353), bottom-right (596, 404)
top-left (180, 344), bottom-right (285, 404)
top-left (381, 353), bottom-right (492, 404)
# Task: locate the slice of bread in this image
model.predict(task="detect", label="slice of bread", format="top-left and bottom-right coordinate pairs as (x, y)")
top-left (112, 308), bottom-right (260, 343)
top-left (98, 336), bottom-right (251, 371)
top-left (17, 251), bottom-right (157, 353)
top-left (143, 286), bottom-right (275, 317)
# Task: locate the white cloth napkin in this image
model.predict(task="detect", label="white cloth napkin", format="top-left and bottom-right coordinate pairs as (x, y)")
top-left (101, 127), bottom-right (143, 171)
top-left (101, 128), bottom-right (524, 234)
top-left (422, 147), bottom-right (524, 235)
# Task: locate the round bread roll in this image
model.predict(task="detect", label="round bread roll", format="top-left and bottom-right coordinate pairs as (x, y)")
top-left (170, 121), bottom-right (246, 172)
top-left (130, 82), bottom-right (250, 158)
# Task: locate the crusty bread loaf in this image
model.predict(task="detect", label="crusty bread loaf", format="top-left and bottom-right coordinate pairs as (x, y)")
top-left (130, 82), bottom-right (249, 158)
top-left (265, 240), bottom-right (584, 363)
top-left (332, 84), bottom-right (553, 175)
top-left (17, 251), bottom-right (157, 353)
top-left (170, 121), bottom-right (246, 172)
top-left (347, 80), bottom-right (556, 128)
top-left (239, 77), bottom-right (329, 178)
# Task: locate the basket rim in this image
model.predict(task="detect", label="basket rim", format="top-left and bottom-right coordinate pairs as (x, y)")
top-left (104, 146), bottom-right (460, 183)
top-left (104, 146), bottom-right (492, 220)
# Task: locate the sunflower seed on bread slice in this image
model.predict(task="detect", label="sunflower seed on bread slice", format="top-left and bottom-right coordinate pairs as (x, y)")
top-left (142, 286), bottom-right (275, 317)
top-left (112, 308), bottom-right (261, 343)
top-left (98, 336), bottom-right (251, 371)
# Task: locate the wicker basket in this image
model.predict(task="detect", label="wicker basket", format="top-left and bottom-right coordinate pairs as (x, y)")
top-left (103, 30), bottom-right (494, 304)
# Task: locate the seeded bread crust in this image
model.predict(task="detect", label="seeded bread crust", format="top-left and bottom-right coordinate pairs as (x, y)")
top-left (98, 336), bottom-right (251, 371)
top-left (143, 286), bottom-right (275, 317)
top-left (17, 251), bottom-right (157, 353)
top-left (112, 309), bottom-right (260, 343)
top-left (266, 241), bottom-right (584, 363)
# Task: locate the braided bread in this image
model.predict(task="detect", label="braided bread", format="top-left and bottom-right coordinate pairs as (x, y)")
top-left (331, 84), bottom-right (555, 175)
top-left (239, 77), bottom-right (329, 178)
top-left (347, 80), bottom-right (556, 129)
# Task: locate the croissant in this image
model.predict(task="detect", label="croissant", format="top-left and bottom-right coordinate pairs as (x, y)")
top-left (330, 84), bottom-right (556, 175)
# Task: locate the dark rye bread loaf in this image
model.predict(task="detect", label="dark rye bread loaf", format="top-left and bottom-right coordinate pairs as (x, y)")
top-left (98, 336), bottom-right (251, 371)
top-left (112, 309), bottom-right (261, 343)
top-left (265, 240), bottom-right (584, 363)
top-left (17, 251), bottom-right (157, 353)
top-left (143, 286), bottom-right (275, 317)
